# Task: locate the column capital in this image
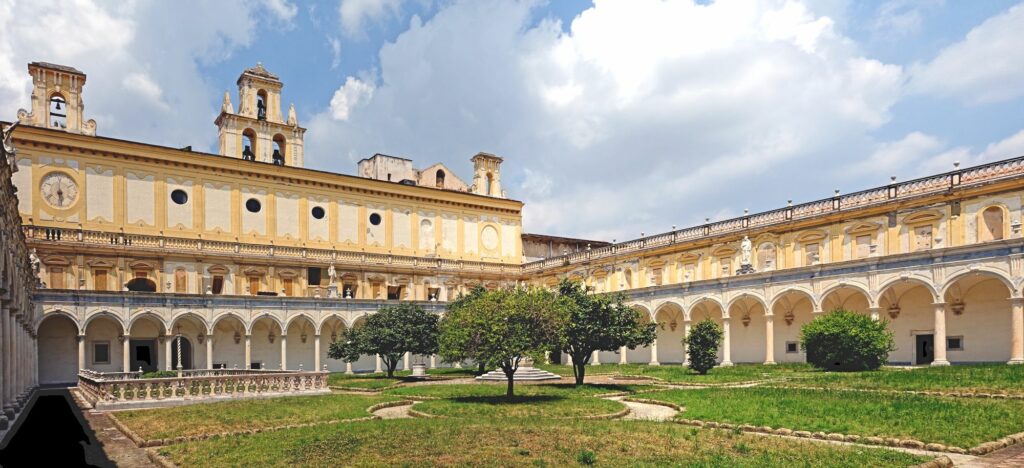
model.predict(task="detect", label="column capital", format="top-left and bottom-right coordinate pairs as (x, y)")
top-left (1010, 297), bottom-right (1024, 305)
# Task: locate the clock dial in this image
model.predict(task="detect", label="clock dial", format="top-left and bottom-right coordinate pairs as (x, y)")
top-left (40, 172), bottom-right (78, 209)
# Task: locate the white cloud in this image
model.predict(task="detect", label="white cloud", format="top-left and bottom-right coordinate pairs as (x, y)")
top-left (260, 0), bottom-right (298, 24)
top-left (305, 0), bottom-right (906, 240)
top-left (0, 0), bottom-right (286, 151)
top-left (338, 0), bottom-right (404, 38)
top-left (870, 0), bottom-right (942, 39)
top-left (846, 129), bottom-right (1024, 182)
top-left (910, 3), bottom-right (1024, 104)
top-left (329, 76), bottom-right (375, 121)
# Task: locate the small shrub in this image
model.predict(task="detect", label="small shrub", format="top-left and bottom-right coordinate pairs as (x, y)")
top-left (576, 449), bottom-right (596, 465)
top-left (141, 370), bottom-right (178, 379)
top-left (800, 309), bottom-right (895, 371)
top-left (686, 319), bottom-right (723, 375)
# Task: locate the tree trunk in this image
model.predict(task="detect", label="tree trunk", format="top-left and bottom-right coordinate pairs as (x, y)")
top-left (478, 361), bottom-right (486, 375)
top-left (572, 351), bottom-right (590, 385)
top-left (502, 366), bottom-right (515, 397)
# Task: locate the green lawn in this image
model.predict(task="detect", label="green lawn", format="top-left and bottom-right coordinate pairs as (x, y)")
top-left (115, 393), bottom-right (399, 441)
top-left (157, 417), bottom-right (928, 467)
top-left (539, 362), bottom-right (816, 384)
top-left (779, 364), bottom-right (1024, 394)
top-left (327, 367), bottom-right (478, 389)
top-left (641, 387), bottom-right (1024, 447)
top-left (383, 382), bottom-right (650, 400)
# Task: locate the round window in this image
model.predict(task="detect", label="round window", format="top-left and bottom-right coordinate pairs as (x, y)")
top-left (170, 189), bottom-right (188, 205)
top-left (311, 206), bottom-right (326, 219)
top-left (245, 198), bottom-right (262, 213)
top-left (369, 213), bottom-right (382, 225)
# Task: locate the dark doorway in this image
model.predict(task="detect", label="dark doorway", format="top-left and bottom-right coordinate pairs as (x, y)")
top-left (915, 334), bottom-right (934, 365)
top-left (170, 336), bottom-right (193, 370)
top-left (0, 390), bottom-right (112, 467)
top-left (130, 340), bottom-right (157, 372)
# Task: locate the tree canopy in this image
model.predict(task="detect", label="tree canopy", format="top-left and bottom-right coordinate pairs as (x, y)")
top-left (439, 285), bottom-right (568, 397)
top-left (557, 279), bottom-right (656, 385)
top-left (327, 303), bottom-right (439, 377)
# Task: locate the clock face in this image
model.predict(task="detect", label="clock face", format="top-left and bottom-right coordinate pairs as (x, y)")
top-left (40, 172), bottom-right (79, 209)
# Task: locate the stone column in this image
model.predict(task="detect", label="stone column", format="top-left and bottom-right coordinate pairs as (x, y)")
top-left (869, 307), bottom-right (881, 321)
top-left (374, 355), bottom-right (382, 373)
top-left (591, 350), bottom-right (600, 365)
top-left (164, 337), bottom-right (172, 371)
top-left (619, 346), bottom-right (628, 365)
top-left (122, 335), bottom-right (130, 372)
top-left (77, 334), bottom-right (86, 372)
top-left (314, 335), bottom-right (321, 372)
top-left (1011, 298), bottom-right (1024, 365)
top-left (244, 334), bottom-right (252, 370)
top-left (345, 361), bottom-right (353, 374)
top-left (721, 318), bottom-right (733, 366)
top-left (932, 302), bottom-right (950, 366)
top-left (764, 315), bottom-right (775, 365)
top-left (280, 334), bottom-right (287, 370)
top-left (429, 355), bottom-right (436, 369)
top-left (649, 338), bottom-right (660, 366)
top-left (404, 352), bottom-right (411, 370)
top-left (206, 336), bottom-right (213, 370)
top-left (682, 321), bottom-right (691, 366)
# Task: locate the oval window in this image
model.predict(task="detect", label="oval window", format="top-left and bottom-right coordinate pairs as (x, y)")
top-left (170, 189), bottom-right (188, 205)
top-left (369, 213), bottom-right (382, 226)
top-left (245, 198), bottom-right (262, 213)
top-left (311, 206), bottom-right (326, 219)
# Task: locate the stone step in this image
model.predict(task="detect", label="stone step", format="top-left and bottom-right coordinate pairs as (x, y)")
top-left (475, 366), bottom-right (561, 381)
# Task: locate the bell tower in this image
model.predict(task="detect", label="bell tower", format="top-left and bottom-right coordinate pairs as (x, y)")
top-left (471, 152), bottom-right (505, 198)
top-left (18, 62), bottom-right (97, 135)
top-left (215, 63), bottom-right (306, 167)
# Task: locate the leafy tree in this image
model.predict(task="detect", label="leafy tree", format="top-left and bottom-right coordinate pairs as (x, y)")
top-left (557, 279), bottom-right (656, 385)
top-left (439, 285), bottom-right (568, 397)
top-left (328, 303), bottom-right (439, 377)
top-left (801, 309), bottom-right (895, 371)
top-left (686, 319), bottom-right (723, 375)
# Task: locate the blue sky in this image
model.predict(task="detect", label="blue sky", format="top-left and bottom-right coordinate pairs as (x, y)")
top-left (3, 0), bottom-right (1023, 241)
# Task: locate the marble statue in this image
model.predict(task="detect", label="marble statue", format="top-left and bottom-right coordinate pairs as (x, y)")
top-left (740, 236), bottom-right (752, 266)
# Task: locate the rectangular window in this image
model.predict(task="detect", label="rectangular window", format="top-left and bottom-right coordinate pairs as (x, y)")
top-left (387, 285), bottom-right (402, 300)
top-left (785, 342), bottom-right (799, 354)
top-left (212, 275), bottom-right (224, 295)
top-left (49, 267), bottom-right (65, 289)
top-left (914, 225), bottom-right (933, 251)
top-left (947, 336), bottom-right (964, 351)
top-left (805, 243), bottom-right (820, 265)
top-left (94, 269), bottom-right (108, 291)
top-left (652, 268), bottom-right (663, 286)
top-left (93, 341), bottom-right (110, 364)
top-left (855, 234), bottom-right (872, 259)
top-left (282, 278), bottom-right (294, 297)
top-left (248, 276), bottom-right (260, 295)
top-left (174, 270), bottom-right (187, 293)
top-left (307, 267), bottom-right (322, 286)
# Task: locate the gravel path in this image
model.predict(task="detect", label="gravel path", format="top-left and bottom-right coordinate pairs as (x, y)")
top-left (604, 396), bottom-right (677, 421)
top-left (373, 402), bottom-right (415, 419)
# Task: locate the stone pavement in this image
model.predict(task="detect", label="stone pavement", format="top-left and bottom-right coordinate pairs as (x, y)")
top-left (81, 409), bottom-right (155, 468)
top-left (961, 443), bottom-right (1024, 468)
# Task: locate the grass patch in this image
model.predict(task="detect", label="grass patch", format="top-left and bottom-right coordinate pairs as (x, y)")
top-left (385, 383), bottom-right (650, 418)
top-left (642, 386), bottom-right (1024, 447)
top-left (782, 364), bottom-right (1024, 394)
top-left (158, 417), bottom-right (928, 467)
top-left (539, 363), bottom-right (816, 384)
top-left (327, 367), bottom-right (479, 388)
top-left (115, 393), bottom-right (398, 441)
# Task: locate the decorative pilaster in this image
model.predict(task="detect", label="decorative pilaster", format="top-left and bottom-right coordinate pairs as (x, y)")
top-left (314, 334), bottom-right (321, 371)
top-left (931, 302), bottom-right (950, 366)
top-left (764, 315), bottom-right (776, 365)
top-left (1010, 298), bottom-right (1023, 365)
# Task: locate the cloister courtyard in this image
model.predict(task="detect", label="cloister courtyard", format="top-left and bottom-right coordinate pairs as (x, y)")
top-left (5, 362), bottom-right (1017, 467)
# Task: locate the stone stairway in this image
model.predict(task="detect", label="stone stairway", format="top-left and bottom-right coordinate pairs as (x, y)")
top-left (475, 366), bottom-right (561, 381)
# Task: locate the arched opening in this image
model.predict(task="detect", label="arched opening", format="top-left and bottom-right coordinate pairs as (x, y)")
top-left (820, 285), bottom-right (871, 314)
top-left (256, 90), bottom-right (268, 120)
top-left (771, 290), bottom-right (816, 363)
top-left (350, 316), bottom-right (377, 372)
top-left (728, 296), bottom-right (768, 363)
top-left (251, 316), bottom-right (284, 370)
top-left (435, 169), bottom-right (446, 188)
top-left (211, 314), bottom-right (246, 369)
top-left (125, 277), bottom-right (157, 292)
top-left (654, 303), bottom-right (685, 364)
top-left (942, 272), bottom-right (1013, 363)
top-left (272, 134), bottom-right (286, 166)
top-left (878, 280), bottom-right (938, 365)
top-left (129, 314), bottom-right (165, 372)
top-left (84, 314), bottom-right (126, 372)
top-left (320, 316), bottom-right (348, 372)
top-left (49, 94), bottom-right (67, 129)
top-left (286, 316), bottom-right (316, 370)
top-left (980, 206), bottom-right (1005, 242)
top-left (170, 315), bottom-right (207, 370)
top-left (690, 299), bottom-right (727, 364)
top-left (242, 128), bottom-right (257, 161)
top-left (624, 306), bottom-right (652, 364)
top-left (38, 314), bottom-right (78, 384)
top-left (485, 172), bottom-right (494, 196)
